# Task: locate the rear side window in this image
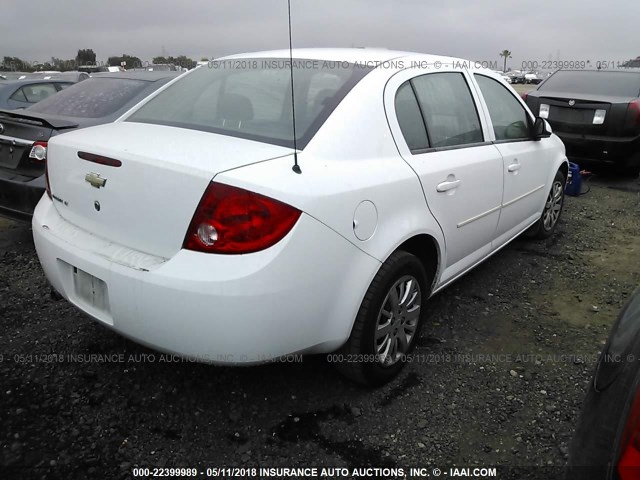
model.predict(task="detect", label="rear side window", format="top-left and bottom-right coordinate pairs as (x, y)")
top-left (411, 73), bottom-right (483, 148)
top-left (475, 74), bottom-right (530, 141)
top-left (9, 87), bottom-right (28, 102)
top-left (540, 70), bottom-right (640, 97)
top-left (395, 82), bottom-right (429, 151)
top-left (28, 78), bottom-right (149, 118)
top-left (20, 83), bottom-right (59, 103)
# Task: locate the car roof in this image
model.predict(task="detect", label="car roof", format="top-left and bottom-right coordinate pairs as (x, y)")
top-left (89, 71), bottom-right (182, 81)
top-left (222, 47), bottom-right (473, 67)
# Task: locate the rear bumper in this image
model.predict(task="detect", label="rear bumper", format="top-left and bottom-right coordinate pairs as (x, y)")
top-left (32, 197), bottom-right (380, 363)
top-left (0, 172), bottom-right (45, 221)
top-left (554, 131), bottom-right (640, 168)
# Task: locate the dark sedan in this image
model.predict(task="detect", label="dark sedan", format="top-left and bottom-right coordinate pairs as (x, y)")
top-left (0, 78), bottom-right (75, 110)
top-left (568, 288), bottom-right (640, 479)
top-left (0, 71), bottom-right (180, 220)
top-left (523, 69), bottom-right (640, 176)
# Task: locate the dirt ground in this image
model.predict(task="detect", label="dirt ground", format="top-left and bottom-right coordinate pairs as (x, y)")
top-left (0, 172), bottom-right (639, 480)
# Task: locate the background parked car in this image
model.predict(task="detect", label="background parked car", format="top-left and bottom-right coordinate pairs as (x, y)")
top-left (508, 70), bottom-right (526, 84)
top-left (494, 70), bottom-right (512, 84)
top-left (568, 288), bottom-right (640, 479)
top-left (0, 78), bottom-right (75, 110)
top-left (524, 71), bottom-right (542, 84)
top-left (33, 71), bottom-right (90, 82)
top-left (523, 69), bottom-right (640, 176)
top-left (0, 70), bottom-right (180, 220)
top-left (1, 71), bottom-right (90, 82)
top-left (1, 71), bottom-right (31, 80)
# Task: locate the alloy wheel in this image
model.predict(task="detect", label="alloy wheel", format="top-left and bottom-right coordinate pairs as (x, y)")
top-left (543, 180), bottom-right (564, 231)
top-left (374, 275), bottom-right (422, 366)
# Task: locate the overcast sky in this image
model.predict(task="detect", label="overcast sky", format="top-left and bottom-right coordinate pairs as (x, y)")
top-left (1, 0), bottom-right (639, 69)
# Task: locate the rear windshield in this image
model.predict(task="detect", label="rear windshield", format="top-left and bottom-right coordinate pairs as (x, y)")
top-left (540, 70), bottom-right (640, 97)
top-left (28, 78), bottom-right (149, 118)
top-left (126, 59), bottom-right (372, 149)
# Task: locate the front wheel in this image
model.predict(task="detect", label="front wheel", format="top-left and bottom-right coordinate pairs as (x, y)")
top-left (334, 250), bottom-right (429, 386)
top-left (526, 169), bottom-right (565, 239)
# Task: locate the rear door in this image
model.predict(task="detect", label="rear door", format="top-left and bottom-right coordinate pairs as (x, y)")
top-left (472, 73), bottom-right (553, 248)
top-left (386, 66), bottom-right (504, 285)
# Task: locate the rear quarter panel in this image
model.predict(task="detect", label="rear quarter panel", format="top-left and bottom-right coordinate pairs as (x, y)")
top-left (214, 67), bottom-right (445, 267)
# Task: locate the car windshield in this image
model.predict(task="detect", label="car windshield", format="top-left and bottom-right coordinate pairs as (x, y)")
top-left (539, 70), bottom-right (640, 97)
top-left (127, 58), bottom-right (373, 149)
top-left (27, 78), bottom-right (149, 118)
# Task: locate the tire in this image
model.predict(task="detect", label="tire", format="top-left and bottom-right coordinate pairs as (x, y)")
top-left (526, 169), bottom-right (565, 239)
top-left (334, 250), bottom-right (429, 387)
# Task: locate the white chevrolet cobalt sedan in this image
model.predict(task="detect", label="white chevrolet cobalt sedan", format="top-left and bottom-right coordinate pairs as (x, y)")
top-left (33, 49), bottom-right (568, 385)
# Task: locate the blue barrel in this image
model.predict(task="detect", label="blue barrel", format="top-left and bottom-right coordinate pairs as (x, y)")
top-left (565, 162), bottom-right (582, 196)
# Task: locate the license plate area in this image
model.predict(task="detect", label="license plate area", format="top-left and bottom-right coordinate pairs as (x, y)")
top-left (61, 262), bottom-right (113, 324)
top-left (73, 266), bottom-right (108, 309)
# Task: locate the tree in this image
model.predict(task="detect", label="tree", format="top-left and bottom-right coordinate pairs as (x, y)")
top-left (499, 49), bottom-right (512, 73)
top-left (152, 55), bottom-right (196, 69)
top-left (172, 55), bottom-right (196, 69)
top-left (76, 49), bottom-right (97, 66)
top-left (107, 54), bottom-right (142, 69)
top-left (2, 56), bottom-right (33, 72)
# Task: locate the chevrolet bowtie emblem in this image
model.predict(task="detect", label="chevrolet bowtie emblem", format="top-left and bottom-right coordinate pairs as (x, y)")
top-left (85, 172), bottom-right (107, 188)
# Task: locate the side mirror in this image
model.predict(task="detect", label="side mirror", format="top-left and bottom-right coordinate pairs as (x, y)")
top-left (533, 117), bottom-right (552, 140)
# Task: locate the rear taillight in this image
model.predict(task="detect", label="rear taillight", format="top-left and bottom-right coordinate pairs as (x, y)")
top-left (626, 100), bottom-right (640, 128)
top-left (618, 389), bottom-right (640, 479)
top-left (28, 141), bottom-right (47, 162)
top-left (520, 92), bottom-right (528, 102)
top-left (183, 182), bottom-right (301, 254)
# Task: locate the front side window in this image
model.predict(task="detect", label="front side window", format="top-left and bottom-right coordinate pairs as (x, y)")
top-left (475, 74), bottom-right (531, 141)
top-left (411, 73), bottom-right (484, 148)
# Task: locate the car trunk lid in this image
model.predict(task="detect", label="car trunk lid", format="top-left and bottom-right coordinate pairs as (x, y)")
top-left (46, 122), bottom-right (293, 259)
top-left (0, 109), bottom-right (77, 176)
top-left (535, 92), bottom-right (636, 136)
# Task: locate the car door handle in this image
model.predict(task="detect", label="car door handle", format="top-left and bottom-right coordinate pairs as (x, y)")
top-left (436, 179), bottom-right (461, 192)
top-left (508, 161), bottom-right (521, 172)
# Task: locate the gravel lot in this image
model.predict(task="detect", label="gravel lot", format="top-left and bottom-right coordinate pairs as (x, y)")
top-left (1, 172), bottom-right (639, 479)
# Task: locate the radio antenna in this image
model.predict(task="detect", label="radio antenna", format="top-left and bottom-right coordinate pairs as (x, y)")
top-left (287, 0), bottom-right (301, 174)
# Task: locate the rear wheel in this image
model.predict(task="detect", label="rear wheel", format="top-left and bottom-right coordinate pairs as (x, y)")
top-left (334, 250), bottom-right (428, 386)
top-left (526, 169), bottom-right (565, 239)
